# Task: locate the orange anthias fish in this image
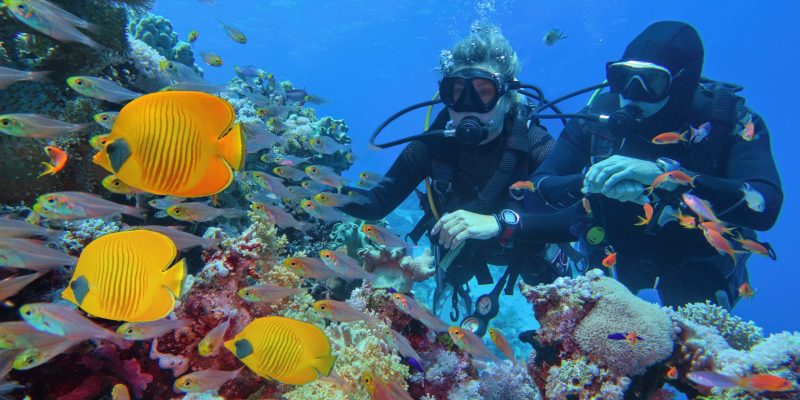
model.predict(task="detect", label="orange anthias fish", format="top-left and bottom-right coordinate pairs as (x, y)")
top-left (38, 146), bottom-right (68, 178)
top-left (666, 366), bottom-right (678, 380)
top-left (602, 252), bottom-right (617, 268)
top-left (607, 331), bottom-right (643, 347)
top-left (92, 91), bottom-right (245, 198)
top-left (488, 327), bottom-right (518, 367)
top-left (738, 283), bottom-right (756, 299)
top-left (699, 224), bottom-right (743, 265)
top-left (738, 120), bottom-right (757, 141)
top-left (635, 203), bottom-right (653, 226)
top-left (651, 130), bottom-right (688, 145)
top-left (739, 373), bottom-right (794, 392)
top-left (646, 170), bottom-right (695, 195)
top-left (361, 371), bottom-right (413, 400)
top-left (733, 234), bottom-right (776, 259)
top-left (510, 180), bottom-right (535, 192)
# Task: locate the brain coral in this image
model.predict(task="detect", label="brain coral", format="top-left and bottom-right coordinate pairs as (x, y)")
top-left (574, 277), bottom-right (675, 376)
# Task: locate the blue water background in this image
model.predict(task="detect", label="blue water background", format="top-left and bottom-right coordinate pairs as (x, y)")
top-left (152, 0), bottom-right (799, 334)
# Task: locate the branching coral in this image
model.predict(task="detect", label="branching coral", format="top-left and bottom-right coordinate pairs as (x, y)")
top-left (677, 301), bottom-right (764, 351)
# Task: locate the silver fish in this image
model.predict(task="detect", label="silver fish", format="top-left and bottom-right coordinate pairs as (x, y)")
top-left (136, 226), bottom-right (220, 251)
top-left (67, 76), bottom-right (142, 104)
top-left (0, 113), bottom-right (91, 138)
top-left (0, 218), bottom-right (61, 239)
top-left (159, 60), bottom-right (204, 83)
top-left (0, 272), bottom-right (45, 301)
top-left (0, 238), bottom-right (76, 271)
top-left (0, 66), bottom-right (48, 89)
top-left (5, 0), bottom-right (103, 49)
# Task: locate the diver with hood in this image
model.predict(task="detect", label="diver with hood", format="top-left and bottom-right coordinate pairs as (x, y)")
top-left (530, 21), bottom-right (782, 309)
top-left (341, 25), bottom-right (577, 336)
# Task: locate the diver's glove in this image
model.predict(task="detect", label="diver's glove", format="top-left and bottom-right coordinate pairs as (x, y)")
top-left (583, 155), bottom-right (662, 193)
top-left (585, 179), bottom-right (649, 204)
top-left (431, 209), bottom-right (501, 249)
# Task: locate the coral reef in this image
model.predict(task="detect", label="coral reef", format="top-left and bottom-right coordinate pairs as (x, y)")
top-left (677, 300), bottom-right (764, 351)
top-left (127, 12), bottom-right (194, 66)
top-left (360, 245), bottom-right (436, 293)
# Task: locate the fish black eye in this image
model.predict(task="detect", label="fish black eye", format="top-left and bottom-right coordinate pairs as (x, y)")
top-left (1, 120), bottom-right (9, 126)
top-left (26, 357), bottom-right (34, 365)
top-left (244, 290), bottom-right (250, 296)
top-left (47, 198), bottom-right (55, 204)
top-left (75, 79), bottom-right (83, 85)
top-left (127, 328), bottom-right (134, 334)
top-left (23, 310), bottom-right (31, 315)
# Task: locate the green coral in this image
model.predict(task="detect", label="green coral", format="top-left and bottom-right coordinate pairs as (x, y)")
top-left (677, 301), bottom-right (763, 350)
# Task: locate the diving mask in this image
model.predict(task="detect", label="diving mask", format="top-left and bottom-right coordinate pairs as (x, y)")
top-left (606, 60), bottom-right (681, 103)
top-left (439, 68), bottom-right (516, 113)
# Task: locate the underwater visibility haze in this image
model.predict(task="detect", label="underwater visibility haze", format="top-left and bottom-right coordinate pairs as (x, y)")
top-left (0, 0), bottom-right (798, 399)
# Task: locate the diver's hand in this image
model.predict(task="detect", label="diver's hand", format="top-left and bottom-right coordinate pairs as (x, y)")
top-left (594, 179), bottom-right (649, 204)
top-left (431, 210), bottom-right (501, 249)
top-left (583, 155), bottom-right (661, 193)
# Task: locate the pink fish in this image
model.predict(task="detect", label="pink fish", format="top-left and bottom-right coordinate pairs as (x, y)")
top-left (308, 135), bottom-right (348, 155)
top-left (699, 224), bottom-right (743, 265)
top-left (690, 122), bottom-right (711, 143)
top-left (250, 202), bottom-right (312, 232)
top-left (488, 327), bottom-right (518, 367)
top-left (361, 371), bottom-right (414, 400)
top-left (0, 272), bottom-right (45, 301)
top-left (0, 321), bottom-right (65, 349)
top-left (272, 166), bottom-right (307, 181)
top-left (0, 218), bottom-right (61, 239)
top-left (0, 238), bottom-right (77, 271)
top-left (318, 249), bottom-right (375, 282)
top-left (312, 300), bottom-right (379, 324)
top-left (33, 191), bottom-right (144, 220)
top-left (198, 318), bottom-right (230, 357)
top-left (300, 199), bottom-right (349, 224)
top-left (238, 283), bottom-right (302, 303)
top-left (382, 327), bottom-right (421, 362)
top-left (449, 326), bottom-right (501, 363)
top-left (681, 193), bottom-right (720, 223)
top-left (136, 226), bottom-right (220, 251)
top-left (0, 66), bottom-right (48, 89)
top-left (117, 318), bottom-right (191, 341)
top-left (304, 165), bottom-right (347, 188)
top-left (174, 367), bottom-right (244, 393)
top-left (19, 302), bottom-right (125, 346)
top-left (361, 224), bottom-right (411, 249)
top-left (391, 293), bottom-right (449, 332)
top-left (282, 256), bottom-right (337, 280)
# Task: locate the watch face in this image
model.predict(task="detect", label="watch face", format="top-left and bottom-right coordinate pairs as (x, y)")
top-left (501, 209), bottom-right (519, 224)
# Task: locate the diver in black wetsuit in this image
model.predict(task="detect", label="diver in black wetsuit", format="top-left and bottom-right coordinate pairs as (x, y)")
top-left (341, 27), bottom-right (576, 336)
top-left (530, 21), bottom-right (783, 309)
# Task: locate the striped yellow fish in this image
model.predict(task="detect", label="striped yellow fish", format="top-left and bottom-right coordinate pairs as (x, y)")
top-left (61, 230), bottom-right (186, 322)
top-left (92, 91), bottom-right (245, 197)
top-left (223, 316), bottom-right (335, 385)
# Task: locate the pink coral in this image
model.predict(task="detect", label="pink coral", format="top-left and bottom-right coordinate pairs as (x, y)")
top-left (574, 277), bottom-right (675, 376)
top-left (359, 245), bottom-right (435, 293)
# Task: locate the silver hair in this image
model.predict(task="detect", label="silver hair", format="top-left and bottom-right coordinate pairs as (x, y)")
top-left (439, 24), bottom-right (521, 82)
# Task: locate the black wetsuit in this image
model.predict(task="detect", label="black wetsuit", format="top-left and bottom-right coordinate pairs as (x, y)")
top-left (342, 106), bottom-right (576, 286)
top-left (531, 21), bottom-right (783, 307)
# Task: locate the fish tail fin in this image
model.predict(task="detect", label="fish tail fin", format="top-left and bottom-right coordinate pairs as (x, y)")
top-left (37, 162), bottom-right (55, 178)
top-left (163, 258), bottom-right (187, 298)
top-left (634, 215), bottom-right (648, 226)
top-left (218, 123), bottom-right (245, 171)
top-left (315, 354), bottom-right (337, 377)
top-left (645, 185), bottom-right (655, 196)
top-left (121, 204), bottom-right (146, 219)
top-left (680, 130), bottom-right (689, 141)
top-left (29, 71), bottom-right (50, 83)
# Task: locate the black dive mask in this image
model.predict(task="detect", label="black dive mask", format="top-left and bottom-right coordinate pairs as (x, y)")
top-left (607, 60), bottom-right (681, 103)
top-left (440, 68), bottom-right (516, 113)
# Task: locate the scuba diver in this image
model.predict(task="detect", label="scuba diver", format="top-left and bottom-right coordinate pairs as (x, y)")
top-left (529, 21), bottom-right (782, 309)
top-left (341, 26), bottom-right (576, 336)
